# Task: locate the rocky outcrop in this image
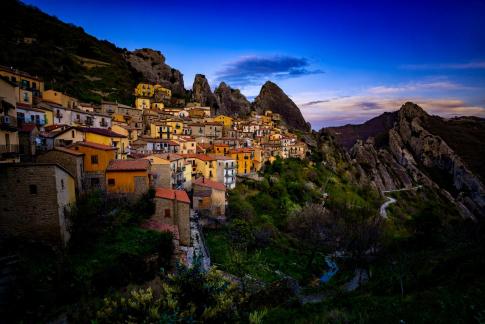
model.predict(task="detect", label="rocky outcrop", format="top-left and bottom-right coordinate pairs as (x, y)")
top-left (348, 102), bottom-right (485, 219)
top-left (327, 111), bottom-right (398, 150)
top-left (126, 48), bottom-right (185, 97)
top-left (214, 82), bottom-right (251, 116)
top-left (252, 81), bottom-right (309, 131)
top-left (192, 74), bottom-right (219, 115)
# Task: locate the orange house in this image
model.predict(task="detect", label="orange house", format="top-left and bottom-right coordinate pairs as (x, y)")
top-left (105, 159), bottom-right (151, 199)
top-left (70, 141), bottom-right (117, 190)
top-left (214, 143), bottom-right (230, 156)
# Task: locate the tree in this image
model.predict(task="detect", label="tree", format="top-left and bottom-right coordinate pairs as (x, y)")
top-left (287, 203), bottom-right (337, 268)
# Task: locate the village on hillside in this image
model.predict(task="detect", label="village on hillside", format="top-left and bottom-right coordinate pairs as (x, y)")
top-left (0, 65), bottom-right (309, 262)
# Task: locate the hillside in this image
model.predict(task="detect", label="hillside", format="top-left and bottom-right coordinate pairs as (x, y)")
top-left (0, 1), bottom-right (183, 105)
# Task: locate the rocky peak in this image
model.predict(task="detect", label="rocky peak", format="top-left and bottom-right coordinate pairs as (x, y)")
top-left (192, 74), bottom-right (219, 115)
top-left (399, 101), bottom-right (427, 122)
top-left (125, 48), bottom-right (185, 97)
top-left (214, 82), bottom-right (250, 116)
top-left (252, 81), bottom-right (309, 131)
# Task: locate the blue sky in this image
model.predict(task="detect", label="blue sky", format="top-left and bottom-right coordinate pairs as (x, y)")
top-left (24, 0), bottom-right (485, 128)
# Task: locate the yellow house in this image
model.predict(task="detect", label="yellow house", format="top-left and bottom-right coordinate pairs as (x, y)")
top-left (80, 127), bottom-right (129, 160)
top-left (151, 102), bottom-right (164, 110)
top-left (154, 85), bottom-right (172, 99)
top-left (150, 122), bottom-right (173, 139)
top-left (70, 141), bottom-right (117, 190)
top-left (135, 97), bottom-right (151, 110)
top-left (229, 148), bottom-right (255, 175)
top-left (177, 137), bottom-right (197, 154)
top-left (42, 90), bottom-right (78, 109)
top-left (0, 65), bottom-right (44, 95)
top-left (134, 83), bottom-right (155, 97)
top-left (213, 115), bottom-right (234, 128)
top-left (0, 78), bottom-right (20, 163)
top-left (106, 159), bottom-right (151, 197)
top-left (166, 120), bottom-right (184, 136)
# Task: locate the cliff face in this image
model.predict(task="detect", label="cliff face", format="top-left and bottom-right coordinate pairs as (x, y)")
top-left (192, 74), bottom-right (219, 115)
top-left (214, 82), bottom-right (251, 117)
top-left (252, 81), bottom-right (310, 131)
top-left (125, 48), bottom-right (185, 97)
top-left (347, 102), bottom-right (485, 219)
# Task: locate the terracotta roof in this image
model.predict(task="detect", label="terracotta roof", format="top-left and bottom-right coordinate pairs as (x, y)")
top-left (141, 220), bottom-right (179, 240)
top-left (70, 141), bottom-right (117, 151)
top-left (18, 123), bottom-right (37, 133)
top-left (194, 177), bottom-right (226, 191)
top-left (78, 127), bottom-right (126, 138)
top-left (53, 146), bottom-right (85, 156)
top-left (106, 159), bottom-right (150, 172)
top-left (149, 153), bottom-right (183, 161)
top-left (180, 153), bottom-right (215, 162)
top-left (209, 154), bottom-right (235, 161)
top-left (155, 187), bottom-right (190, 203)
top-left (229, 148), bottom-right (254, 154)
top-left (215, 143), bottom-right (229, 147)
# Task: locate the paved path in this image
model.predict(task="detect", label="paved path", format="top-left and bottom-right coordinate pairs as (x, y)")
top-left (189, 211), bottom-right (211, 271)
top-left (380, 186), bottom-right (422, 218)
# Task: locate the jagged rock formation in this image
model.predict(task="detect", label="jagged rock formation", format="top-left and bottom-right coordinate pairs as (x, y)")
top-left (214, 82), bottom-right (251, 116)
top-left (327, 112), bottom-right (398, 150)
top-left (126, 48), bottom-right (185, 97)
top-left (252, 81), bottom-right (310, 131)
top-left (192, 74), bottom-right (219, 115)
top-left (346, 102), bottom-right (485, 219)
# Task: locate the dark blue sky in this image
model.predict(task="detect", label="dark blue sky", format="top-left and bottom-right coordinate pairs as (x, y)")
top-left (24, 0), bottom-right (485, 127)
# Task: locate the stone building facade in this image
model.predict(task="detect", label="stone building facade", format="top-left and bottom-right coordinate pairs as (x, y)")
top-left (0, 163), bottom-right (76, 246)
top-left (153, 188), bottom-right (190, 246)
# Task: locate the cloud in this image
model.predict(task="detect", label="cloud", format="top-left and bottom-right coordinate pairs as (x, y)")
top-left (367, 81), bottom-right (465, 95)
top-left (400, 61), bottom-right (485, 70)
top-left (215, 55), bottom-right (324, 87)
top-left (298, 96), bottom-right (485, 129)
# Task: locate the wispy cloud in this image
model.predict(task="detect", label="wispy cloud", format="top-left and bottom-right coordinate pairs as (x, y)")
top-left (215, 55), bottom-right (324, 87)
top-left (299, 96), bottom-right (485, 129)
top-left (367, 81), bottom-right (465, 95)
top-left (400, 61), bottom-right (485, 70)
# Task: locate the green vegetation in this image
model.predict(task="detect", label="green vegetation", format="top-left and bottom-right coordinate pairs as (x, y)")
top-left (2, 190), bottom-right (173, 322)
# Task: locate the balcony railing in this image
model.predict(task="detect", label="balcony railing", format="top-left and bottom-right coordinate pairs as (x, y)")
top-left (0, 115), bottom-right (18, 131)
top-left (0, 144), bottom-right (20, 153)
top-left (100, 121), bottom-right (108, 127)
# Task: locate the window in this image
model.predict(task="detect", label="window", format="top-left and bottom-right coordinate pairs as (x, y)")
top-left (23, 92), bottom-right (29, 102)
top-left (108, 179), bottom-right (115, 186)
top-left (71, 130), bottom-right (75, 138)
top-left (32, 82), bottom-right (36, 89)
top-left (29, 184), bottom-right (37, 194)
top-left (164, 209), bottom-right (171, 218)
top-left (61, 179), bottom-right (64, 189)
top-left (91, 155), bottom-right (99, 164)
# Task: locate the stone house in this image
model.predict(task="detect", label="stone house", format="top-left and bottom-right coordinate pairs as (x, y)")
top-left (193, 177), bottom-right (226, 222)
top-left (153, 187), bottom-right (191, 246)
top-left (143, 153), bottom-right (186, 189)
top-left (36, 147), bottom-right (84, 195)
top-left (0, 163), bottom-right (76, 246)
top-left (18, 123), bottom-right (40, 161)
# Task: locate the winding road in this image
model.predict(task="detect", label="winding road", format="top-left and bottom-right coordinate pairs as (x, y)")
top-left (379, 186), bottom-right (422, 218)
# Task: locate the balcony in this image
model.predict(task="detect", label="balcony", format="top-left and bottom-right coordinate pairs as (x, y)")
top-left (100, 120), bottom-right (108, 127)
top-left (0, 144), bottom-right (20, 154)
top-left (0, 115), bottom-right (17, 131)
top-left (55, 112), bottom-right (63, 119)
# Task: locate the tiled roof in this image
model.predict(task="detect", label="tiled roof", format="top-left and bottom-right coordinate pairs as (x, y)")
top-left (180, 153), bottom-right (215, 162)
top-left (149, 153), bottom-right (183, 161)
top-left (229, 148), bottom-right (254, 154)
top-left (70, 141), bottom-right (117, 151)
top-left (78, 127), bottom-right (126, 138)
top-left (18, 123), bottom-right (37, 133)
top-left (54, 146), bottom-right (85, 156)
top-left (155, 187), bottom-right (190, 203)
top-left (194, 177), bottom-right (226, 191)
top-left (106, 159), bottom-right (150, 171)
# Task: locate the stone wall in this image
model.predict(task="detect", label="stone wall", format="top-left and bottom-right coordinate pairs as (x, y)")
top-left (0, 164), bottom-right (74, 246)
top-left (37, 150), bottom-right (83, 193)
